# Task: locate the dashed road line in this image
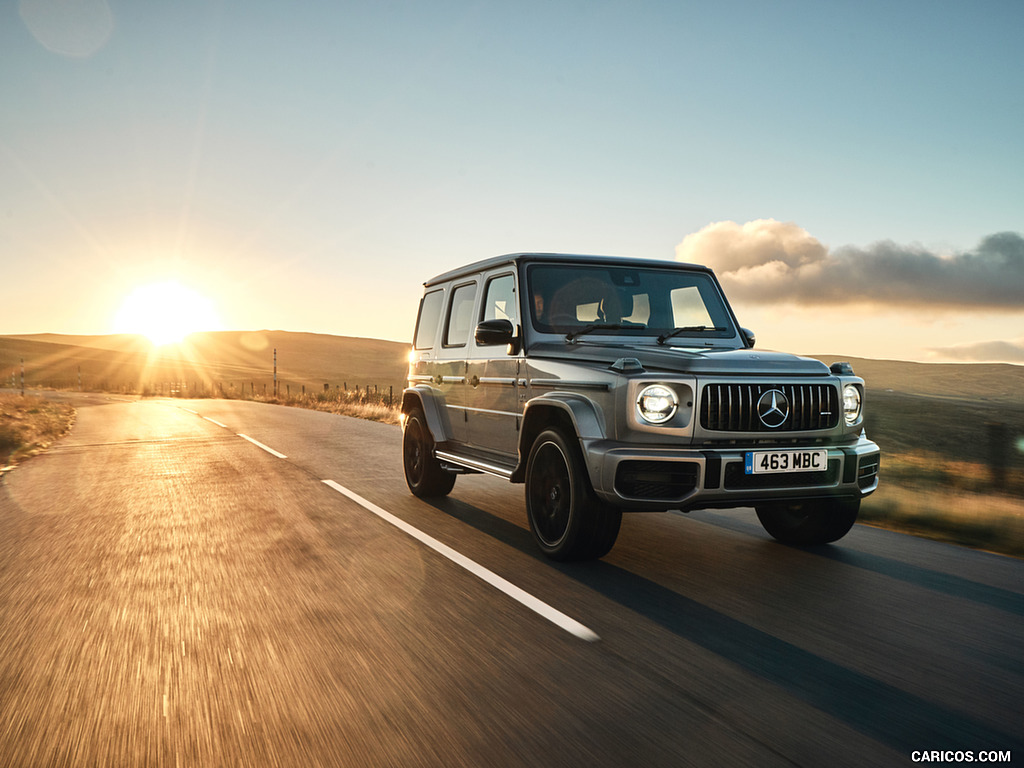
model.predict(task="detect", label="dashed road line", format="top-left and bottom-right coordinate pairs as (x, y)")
top-left (175, 406), bottom-right (594, 640)
top-left (321, 479), bottom-right (600, 643)
top-left (237, 434), bottom-right (288, 459)
top-left (179, 408), bottom-right (284, 457)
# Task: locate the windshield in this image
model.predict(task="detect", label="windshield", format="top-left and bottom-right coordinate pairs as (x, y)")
top-left (527, 263), bottom-right (736, 341)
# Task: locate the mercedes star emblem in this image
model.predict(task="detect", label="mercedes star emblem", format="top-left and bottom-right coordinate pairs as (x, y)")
top-left (757, 389), bottom-right (790, 429)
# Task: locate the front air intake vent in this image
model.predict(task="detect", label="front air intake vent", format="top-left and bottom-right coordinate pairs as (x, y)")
top-left (700, 383), bottom-right (839, 432)
top-left (615, 461), bottom-right (699, 501)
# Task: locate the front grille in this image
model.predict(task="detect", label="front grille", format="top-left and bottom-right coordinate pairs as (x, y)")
top-left (700, 383), bottom-right (839, 432)
top-left (616, 461), bottom-right (699, 500)
top-left (724, 460), bottom-right (840, 490)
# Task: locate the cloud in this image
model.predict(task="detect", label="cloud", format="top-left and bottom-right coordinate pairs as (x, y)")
top-left (927, 339), bottom-right (1024, 363)
top-left (676, 220), bottom-right (1024, 310)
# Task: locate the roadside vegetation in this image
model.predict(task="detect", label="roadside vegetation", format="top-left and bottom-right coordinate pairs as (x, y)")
top-left (261, 390), bottom-right (401, 426)
top-left (861, 452), bottom-right (1023, 558)
top-left (861, 391), bottom-right (1024, 557)
top-left (162, 384), bottom-right (404, 426)
top-left (0, 393), bottom-right (75, 470)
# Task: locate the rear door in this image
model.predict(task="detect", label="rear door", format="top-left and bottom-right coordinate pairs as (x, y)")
top-left (435, 280), bottom-right (478, 445)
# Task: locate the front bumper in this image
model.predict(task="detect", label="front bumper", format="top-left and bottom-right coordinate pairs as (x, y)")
top-left (582, 434), bottom-right (880, 511)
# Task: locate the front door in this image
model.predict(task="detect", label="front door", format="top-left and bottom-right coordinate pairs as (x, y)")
top-left (466, 271), bottom-right (521, 459)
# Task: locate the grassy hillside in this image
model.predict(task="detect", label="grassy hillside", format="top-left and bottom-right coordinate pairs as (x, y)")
top-left (1, 331), bottom-right (410, 396)
top-left (807, 354), bottom-right (1024, 403)
top-left (801, 354), bottom-right (1024, 468)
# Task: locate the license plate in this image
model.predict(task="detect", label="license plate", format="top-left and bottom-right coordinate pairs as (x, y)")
top-left (745, 449), bottom-right (828, 475)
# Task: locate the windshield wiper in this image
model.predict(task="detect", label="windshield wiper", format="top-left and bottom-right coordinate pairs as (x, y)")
top-left (656, 326), bottom-right (727, 345)
top-left (565, 324), bottom-right (632, 343)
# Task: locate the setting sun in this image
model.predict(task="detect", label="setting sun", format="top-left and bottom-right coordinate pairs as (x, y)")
top-left (113, 280), bottom-right (223, 346)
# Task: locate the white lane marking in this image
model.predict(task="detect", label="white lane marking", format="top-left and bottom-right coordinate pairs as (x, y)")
top-left (321, 479), bottom-right (600, 642)
top-left (204, 416), bottom-right (228, 428)
top-left (237, 434), bottom-right (288, 459)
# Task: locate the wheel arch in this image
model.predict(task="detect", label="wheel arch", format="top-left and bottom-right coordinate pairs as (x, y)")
top-left (511, 393), bottom-right (606, 483)
top-left (401, 386), bottom-right (451, 444)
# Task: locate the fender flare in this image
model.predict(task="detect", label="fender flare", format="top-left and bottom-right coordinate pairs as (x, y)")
top-left (513, 392), bottom-right (607, 482)
top-left (401, 386), bottom-right (451, 444)
top-left (523, 392), bottom-right (606, 439)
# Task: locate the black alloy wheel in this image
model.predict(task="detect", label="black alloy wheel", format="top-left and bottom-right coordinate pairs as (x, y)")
top-left (403, 408), bottom-right (455, 497)
top-left (525, 428), bottom-right (621, 561)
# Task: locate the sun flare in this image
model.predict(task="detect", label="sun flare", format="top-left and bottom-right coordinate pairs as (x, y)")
top-left (114, 280), bottom-right (222, 346)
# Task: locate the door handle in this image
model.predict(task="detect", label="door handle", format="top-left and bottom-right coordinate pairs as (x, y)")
top-left (469, 375), bottom-right (480, 387)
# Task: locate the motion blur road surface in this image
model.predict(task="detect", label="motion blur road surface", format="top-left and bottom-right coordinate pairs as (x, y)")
top-left (0, 395), bottom-right (1021, 767)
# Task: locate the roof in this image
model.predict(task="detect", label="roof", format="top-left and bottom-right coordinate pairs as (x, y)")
top-left (423, 252), bottom-right (712, 287)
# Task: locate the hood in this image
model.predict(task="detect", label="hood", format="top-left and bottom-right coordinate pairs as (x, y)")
top-left (527, 342), bottom-right (831, 376)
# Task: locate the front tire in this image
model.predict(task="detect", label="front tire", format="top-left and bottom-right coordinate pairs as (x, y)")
top-left (403, 408), bottom-right (456, 497)
top-left (525, 429), bottom-right (621, 561)
top-left (756, 498), bottom-right (859, 545)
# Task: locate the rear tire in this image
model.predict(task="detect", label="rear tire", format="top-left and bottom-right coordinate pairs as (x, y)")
top-left (756, 498), bottom-right (859, 545)
top-left (525, 429), bottom-right (621, 561)
top-left (403, 408), bottom-right (456, 497)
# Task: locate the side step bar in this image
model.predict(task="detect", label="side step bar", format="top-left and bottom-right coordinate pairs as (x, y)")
top-left (435, 450), bottom-right (515, 480)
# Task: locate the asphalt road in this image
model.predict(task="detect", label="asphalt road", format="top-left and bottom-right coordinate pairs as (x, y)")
top-left (0, 394), bottom-right (1021, 767)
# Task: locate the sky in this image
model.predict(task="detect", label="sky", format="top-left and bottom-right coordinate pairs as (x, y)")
top-left (1, 0), bottom-right (1022, 363)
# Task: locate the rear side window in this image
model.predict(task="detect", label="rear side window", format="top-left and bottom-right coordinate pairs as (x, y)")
top-left (413, 289), bottom-right (444, 349)
top-left (444, 283), bottom-right (477, 347)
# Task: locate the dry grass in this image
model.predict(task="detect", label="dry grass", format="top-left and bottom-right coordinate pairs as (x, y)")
top-left (277, 395), bottom-right (401, 426)
top-left (232, 391), bottom-right (402, 426)
top-left (0, 393), bottom-right (75, 469)
top-left (862, 452), bottom-right (1024, 557)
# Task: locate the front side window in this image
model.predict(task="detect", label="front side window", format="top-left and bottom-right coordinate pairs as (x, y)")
top-left (444, 282), bottom-right (477, 347)
top-left (528, 264), bottom-right (734, 340)
top-left (481, 274), bottom-right (517, 323)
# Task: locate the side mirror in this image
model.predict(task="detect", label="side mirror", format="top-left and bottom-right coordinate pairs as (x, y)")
top-left (475, 318), bottom-right (516, 346)
top-left (741, 327), bottom-right (756, 348)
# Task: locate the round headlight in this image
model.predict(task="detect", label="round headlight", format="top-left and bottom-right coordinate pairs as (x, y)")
top-left (637, 384), bottom-right (678, 424)
top-left (843, 384), bottom-right (862, 425)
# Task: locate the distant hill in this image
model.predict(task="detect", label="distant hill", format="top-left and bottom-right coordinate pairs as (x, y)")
top-left (806, 354), bottom-right (1023, 403)
top-left (4, 333), bottom-right (1021, 402)
top-left (0, 331), bottom-right (410, 395)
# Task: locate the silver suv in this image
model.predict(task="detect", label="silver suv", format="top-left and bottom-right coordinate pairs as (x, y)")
top-left (402, 253), bottom-right (880, 560)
